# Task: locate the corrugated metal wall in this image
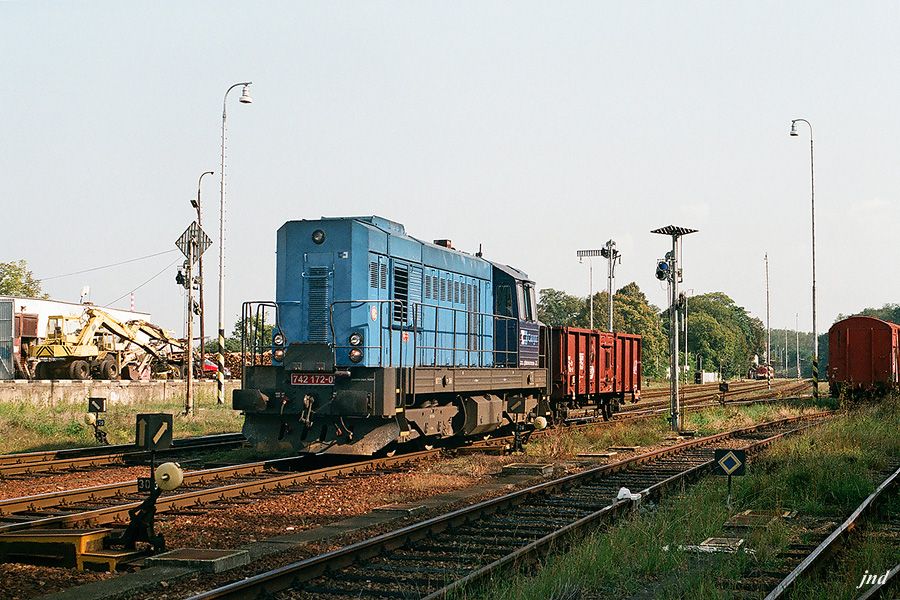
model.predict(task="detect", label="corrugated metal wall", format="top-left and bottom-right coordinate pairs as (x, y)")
top-left (0, 300), bottom-right (13, 379)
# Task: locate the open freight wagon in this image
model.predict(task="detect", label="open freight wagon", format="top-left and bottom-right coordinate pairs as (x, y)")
top-left (544, 326), bottom-right (641, 420)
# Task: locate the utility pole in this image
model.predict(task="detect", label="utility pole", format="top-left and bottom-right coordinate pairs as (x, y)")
top-left (576, 248), bottom-right (604, 330)
top-left (185, 239), bottom-right (195, 416)
top-left (176, 221), bottom-right (212, 416)
top-left (601, 240), bottom-right (621, 332)
top-left (652, 225), bottom-right (698, 432)
top-left (796, 312), bottom-right (801, 379)
top-left (193, 170), bottom-right (214, 376)
top-left (765, 253), bottom-right (771, 389)
top-left (784, 328), bottom-right (788, 377)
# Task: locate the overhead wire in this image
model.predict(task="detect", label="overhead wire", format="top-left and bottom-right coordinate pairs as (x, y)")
top-left (36, 249), bottom-right (179, 281)
top-left (103, 257), bottom-right (182, 308)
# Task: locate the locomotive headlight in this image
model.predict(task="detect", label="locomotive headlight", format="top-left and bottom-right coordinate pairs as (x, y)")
top-left (311, 229), bottom-right (326, 245)
top-left (349, 348), bottom-right (363, 363)
top-left (273, 332), bottom-right (285, 347)
top-left (348, 332), bottom-right (363, 346)
top-left (273, 348), bottom-right (285, 362)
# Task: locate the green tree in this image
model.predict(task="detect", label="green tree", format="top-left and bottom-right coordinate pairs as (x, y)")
top-left (537, 288), bottom-right (585, 326)
top-left (613, 283), bottom-right (667, 378)
top-left (677, 292), bottom-right (765, 377)
top-left (837, 303), bottom-right (900, 325)
top-left (202, 317), bottom-right (274, 353)
top-left (0, 260), bottom-right (47, 298)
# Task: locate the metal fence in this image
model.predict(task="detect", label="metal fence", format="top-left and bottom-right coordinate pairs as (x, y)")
top-left (0, 300), bottom-right (13, 380)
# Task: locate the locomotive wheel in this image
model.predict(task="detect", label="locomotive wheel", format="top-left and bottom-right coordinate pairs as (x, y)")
top-left (68, 360), bottom-right (91, 380)
top-left (99, 358), bottom-right (119, 380)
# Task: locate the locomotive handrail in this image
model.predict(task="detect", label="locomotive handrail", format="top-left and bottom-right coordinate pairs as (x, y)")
top-left (239, 301), bottom-right (285, 385)
top-left (329, 299), bottom-right (401, 369)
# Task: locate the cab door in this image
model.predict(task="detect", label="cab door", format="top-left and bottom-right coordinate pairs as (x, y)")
top-left (517, 282), bottom-right (540, 368)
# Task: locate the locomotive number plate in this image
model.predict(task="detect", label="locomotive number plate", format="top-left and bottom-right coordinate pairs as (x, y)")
top-left (291, 373), bottom-right (335, 385)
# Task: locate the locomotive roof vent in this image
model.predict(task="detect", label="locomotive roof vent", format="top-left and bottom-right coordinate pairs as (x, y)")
top-left (434, 239), bottom-right (454, 249)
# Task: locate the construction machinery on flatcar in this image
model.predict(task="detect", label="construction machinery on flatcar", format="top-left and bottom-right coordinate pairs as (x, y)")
top-left (234, 216), bottom-right (641, 455)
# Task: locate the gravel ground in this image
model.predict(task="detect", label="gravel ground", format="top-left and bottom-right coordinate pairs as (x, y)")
top-left (1, 562), bottom-right (113, 600)
top-left (0, 466), bottom-right (151, 500)
top-left (0, 406), bottom-right (815, 599)
top-left (158, 467), bottom-right (481, 549)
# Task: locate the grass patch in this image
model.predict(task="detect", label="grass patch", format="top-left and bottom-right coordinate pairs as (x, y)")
top-left (0, 399), bottom-right (243, 454)
top-left (465, 396), bottom-right (899, 600)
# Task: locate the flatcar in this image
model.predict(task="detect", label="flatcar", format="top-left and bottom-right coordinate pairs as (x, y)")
top-left (234, 216), bottom-right (641, 455)
top-left (828, 315), bottom-right (900, 396)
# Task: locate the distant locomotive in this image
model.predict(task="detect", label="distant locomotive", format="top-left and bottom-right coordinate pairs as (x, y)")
top-left (234, 216), bottom-right (641, 455)
top-left (828, 316), bottom-right (900, 396)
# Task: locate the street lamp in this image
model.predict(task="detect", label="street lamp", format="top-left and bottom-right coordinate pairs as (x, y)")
top-left (789, 118), bottom-right (818, 400)
top-left (218, 82), bottom-right (253, 405)
top-left (192, 170), bottom-right (214, 375)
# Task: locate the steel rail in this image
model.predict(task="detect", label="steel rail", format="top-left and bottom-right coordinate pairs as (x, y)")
top-left (763, 464), bottom-right (900, 600)
top-left (0, 434), bottom-right (246, 477)
top-left (0, 449), bottom-right (439, 534)
top-left (0, 432), bottom-right (245, 468)
top-left (468, 385), bottom-right (814, 452)
top-left (0, 452), bottom-right (313, 517)
top-left (186, 411), bottom-right (833, 600)
top-left (427, 419), bottom-right (826, 599)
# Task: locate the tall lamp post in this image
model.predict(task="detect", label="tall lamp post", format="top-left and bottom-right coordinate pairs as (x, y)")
top-left (192, 170), bottom-right (214, 375)
top-left (577, 248), bottom-right (604, 329)
top-left (790, 118), bottom-right (817, 400)
top-left (217, 82), bottom-right (253, 405)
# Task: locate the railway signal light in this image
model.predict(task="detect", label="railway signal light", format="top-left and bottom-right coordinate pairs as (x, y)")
top-left (176, 269), bottom-right (187, 287)
top-left (655, 260), bottom-right (670, 281)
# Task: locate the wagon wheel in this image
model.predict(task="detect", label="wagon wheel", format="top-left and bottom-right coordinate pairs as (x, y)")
top-left (68, 360), bottom-right (91, 380)
top-left (99, 358), bottom-right (119, 380)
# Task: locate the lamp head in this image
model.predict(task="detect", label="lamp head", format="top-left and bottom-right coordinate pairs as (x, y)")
top-left (789, 121), bottom-right (798, 137)
top-left (239, 84), bottom-right (253, 104)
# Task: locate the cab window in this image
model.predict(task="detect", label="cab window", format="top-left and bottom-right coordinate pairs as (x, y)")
top-left (496, 284), bottom-right (513, 317)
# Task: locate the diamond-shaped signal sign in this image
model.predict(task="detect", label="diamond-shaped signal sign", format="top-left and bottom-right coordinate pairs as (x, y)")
top-left (175, 221), bottom-right (212, 264)
top-left (714, 449), bottom-right (746, 476)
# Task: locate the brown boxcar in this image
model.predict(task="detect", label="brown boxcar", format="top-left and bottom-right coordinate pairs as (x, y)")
top-left (828, 316), bottom-right (900, 396)
top-left (546, 327), bottom-right (642, 420)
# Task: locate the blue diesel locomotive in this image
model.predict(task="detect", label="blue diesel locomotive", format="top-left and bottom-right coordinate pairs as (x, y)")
top-left (234, 216), bottom-right (550, 454)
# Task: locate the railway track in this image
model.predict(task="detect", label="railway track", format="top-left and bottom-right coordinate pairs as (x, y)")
top-left (0, 389), bottom-right (814, 545)
top-left (758, 460), bottom-right (900, 600)
top-left (0, 432), bottom-right (246, 477)
top-left (0, 449), bottom-right (439, 535)
top-left (185, 412), bottom-right (833, 600)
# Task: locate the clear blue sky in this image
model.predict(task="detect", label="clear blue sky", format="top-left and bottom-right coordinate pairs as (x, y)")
top-left (3, 1), bottom-right (898, 340)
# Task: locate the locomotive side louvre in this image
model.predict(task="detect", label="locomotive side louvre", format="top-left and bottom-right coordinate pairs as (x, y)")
top-left (828, 315), bottom-right (900, 396)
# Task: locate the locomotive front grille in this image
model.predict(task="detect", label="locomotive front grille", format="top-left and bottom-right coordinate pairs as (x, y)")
top-left (307, 267), bottom-right (331, 343)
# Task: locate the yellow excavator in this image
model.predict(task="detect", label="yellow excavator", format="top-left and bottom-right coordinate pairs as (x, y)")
top-left (29, 308), bottom-right (186, 380)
